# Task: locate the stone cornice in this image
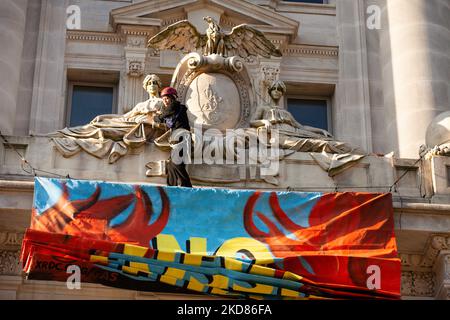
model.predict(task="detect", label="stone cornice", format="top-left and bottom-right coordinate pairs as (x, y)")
top-left (394, 202), bottom-right (450, 215)
top-left (400, 234), bottom-right (450, 269)
top-left (110, 0), bottom-right (196, 18)
top-left (283, 45), bottom-right (338, 57)
top-left (210, 0), bottom-right (299, 31)
top-left (275, 1), bottom-right (336, 16)
top-left (67, 30), bottom-right (123, 43)
top-left (110, 0), bottom-right (299, 37)
top-left (113, 17), bottom-right (162, 28)
top-left (119, 25), bottom-right (158, 37)
top-left (0, 180), bottom-right (34, 191)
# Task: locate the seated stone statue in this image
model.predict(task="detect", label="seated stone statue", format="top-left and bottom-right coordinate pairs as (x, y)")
top-left (50, 74), bottom-right (165, 164)
top-left (250, 80), bottom-right (365, 176)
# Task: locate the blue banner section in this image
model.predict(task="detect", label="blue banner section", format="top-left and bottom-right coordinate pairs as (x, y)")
top-left (33, 177), bottom-right (321, 256)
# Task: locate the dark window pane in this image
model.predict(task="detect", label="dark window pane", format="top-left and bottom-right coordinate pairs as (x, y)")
top-left (447, 166), bottom-right (450, 187)
top-left (70, 86), bottom-right (113, 126)
top-left (287, 99), bottom-right (328, 130)
top-left (283, 0), bottom-right (324, 3)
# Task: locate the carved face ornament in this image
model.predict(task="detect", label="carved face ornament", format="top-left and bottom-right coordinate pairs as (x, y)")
top-left (270, 87), bottom-right (283, 101)
top-left (146, 80), bottom-right (160, 97)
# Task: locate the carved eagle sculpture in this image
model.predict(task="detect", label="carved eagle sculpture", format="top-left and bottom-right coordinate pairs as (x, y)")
top-left (148, 16), bottom-right (282, 59)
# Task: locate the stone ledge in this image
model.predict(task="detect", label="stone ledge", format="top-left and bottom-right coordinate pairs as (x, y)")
top-left (0, 180), bottom-right (34, 191)
top-left (0, 135), bottom-right (437, 197)
top-left (394, 202), bottom-right (450, 215)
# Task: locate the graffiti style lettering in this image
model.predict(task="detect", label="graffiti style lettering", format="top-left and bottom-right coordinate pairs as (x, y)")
top-left (215, 237), bottom-right (274, 263)
top-left (152, 234), bottom-right (274, 263)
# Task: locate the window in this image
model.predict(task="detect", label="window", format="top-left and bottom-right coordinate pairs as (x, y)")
top-left (67, 84), bottom-right (116, 127)
top-left (287, 98), bottom-right (330, 131)
top-left (447, 166), bottom-right (450, 187)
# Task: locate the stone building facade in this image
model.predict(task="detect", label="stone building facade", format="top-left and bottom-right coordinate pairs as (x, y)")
top-left (1, 0), bottom-right (450, 299)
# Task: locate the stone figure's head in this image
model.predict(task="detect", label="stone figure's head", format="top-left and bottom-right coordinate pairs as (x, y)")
top-left (268, 80), bottom-right (286, 102)
top-left (203, 16), bottom-right (214, 25)
top-left (143, 74), bottom-right (162, 97)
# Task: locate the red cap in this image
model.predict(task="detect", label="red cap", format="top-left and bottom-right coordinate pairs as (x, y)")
top-left (161, 87), bottom-right (178, 97)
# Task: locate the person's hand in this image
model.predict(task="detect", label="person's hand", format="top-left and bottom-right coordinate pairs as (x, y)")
top-left (262, 119), bottom-right (271, 131)
top-left (321, 129), bottom-right (332, 138)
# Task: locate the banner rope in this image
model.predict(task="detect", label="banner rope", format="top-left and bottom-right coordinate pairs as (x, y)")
top-left (0, 131), bottom-right (71, 179)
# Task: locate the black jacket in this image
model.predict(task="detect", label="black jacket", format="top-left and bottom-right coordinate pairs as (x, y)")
top-left (154, 101), bottom-right (190, 131)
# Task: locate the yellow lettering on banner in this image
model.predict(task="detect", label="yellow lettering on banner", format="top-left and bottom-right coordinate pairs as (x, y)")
top-left (164, 267), bottom-right (186, 280)
top-left (153, 234), bottom-right (209, 254)
top-left (187, 277), bottom-right (205, 292)
top-left (122, 265), bottom-right (138, 275)
top-left (183, 254), bottom-right (203, 266)
top-left (247, 264), bottom-right (275, 277)
top-left (210, 287), bottom-right (230, 296)
top-left (224, 258), bottom-right (243, 271)
top-left (209, 274), bottom-right (229, 289)
top-left (153, 235), bottom-right (273, 266)
top-left (160, 274), bottom-right (177, 286)
top-left (281, 288), bottom-right (301, 298)
top-left (129, 261), bottom-right (149, 272)
top-left (215, 237), bottom-right (274, 263)
top-left (154, 234), bottom-right (183, 252)
top-left (123, 244), bottom-right (147, 257)
top-left (157, 251), bottom-right (176, 262)
top-left (90, 255), bottom-right (108, 264)
top-left (188, 237), bottom-right (207, 254)
top-left (232, 282), bottom-right (274, 295)
top-left (283, 271), bottom-right (303, 282)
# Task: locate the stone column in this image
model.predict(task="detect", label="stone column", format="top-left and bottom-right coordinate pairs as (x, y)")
top-left (124, 35), bottom-right (148, 112)
top-left (120, 26), bottom-right (156, 113)
top-left (29, 0), bottom-right (68, 135)
top-left (0, 0), bottom-right (28, 135)
top-left (382, 0), bottom-right (450, 158)
top-left (335, 0), bottom-right (372, 152)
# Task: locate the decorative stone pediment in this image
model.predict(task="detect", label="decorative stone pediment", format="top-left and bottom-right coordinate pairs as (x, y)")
top-left (110, 0), bottom-right (299, 44)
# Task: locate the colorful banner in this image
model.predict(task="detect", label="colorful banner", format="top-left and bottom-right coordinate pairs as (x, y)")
top-left (21, 177), bottom-right (401, 299)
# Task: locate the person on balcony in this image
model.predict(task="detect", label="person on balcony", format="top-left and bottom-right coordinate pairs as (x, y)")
top-left (153, 87), bottom-right (193, 187)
